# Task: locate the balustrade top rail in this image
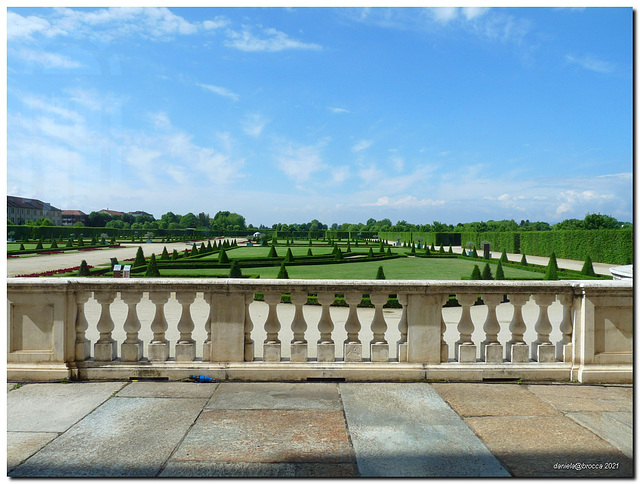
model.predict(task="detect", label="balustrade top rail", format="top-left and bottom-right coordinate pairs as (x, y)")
top-left (6, 277), bottom-right (632, 296)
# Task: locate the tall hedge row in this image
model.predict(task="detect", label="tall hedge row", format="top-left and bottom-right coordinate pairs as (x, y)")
top-left (460, 231), bottom-right (519, 254)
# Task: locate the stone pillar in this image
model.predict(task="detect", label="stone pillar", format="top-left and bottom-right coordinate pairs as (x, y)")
top-left (121, 291), bottom-right (143, 362)
top-left (289, 291), bottom-right (308, 362)
top-left (263, 292), bottom-right (282, 362)
top-left (175, 291), bottom-right (196, 361)
top-left (210, 292), bottom-right (246, 362)
top-left (407, 294), bottom-right (442, 364)
top-left (369, 293), bottom-right (389, 362)
top-left (505, 294), bottom-right (530, 363)
top-left (148, 291), bottom-right (170, 361)
top-left (480, 293), bottom-right (503, 363)
top-left (343, 291), bottom-right (363, 362)
top-left (454, 293), bottom-right (477, 363)
top-left (532, 293), bottom-right (556, 362)
top-left (316, 292), bottom-right (335, 362)
top-left (74, 291), bottom-right (91, 361)
top-left (94, 291), bottom-right (117, 361)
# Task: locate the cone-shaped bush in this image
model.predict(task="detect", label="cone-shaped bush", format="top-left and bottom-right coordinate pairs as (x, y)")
top-left (482, 263), bottom-right (493, 280)
top-left (495, 260), bottom-right (505, 280)
top-left (500, 251), bottom-right (508, 263)
top-left (50, 238), bottom-right (58, 249)
top-left (110, 235), bottom-right (117, 245)
top-left (332, 245), bottom-right (339, 254)
top-left (207, 241), bottom-right (213, 252)
top-left (66, 238), bottom-right (74, 248)
top-left (471, 248), bottom-right (478, 258)
top-left (229, 260), bottom-right (242, 278)
top-left (346, 241), bottom-right (352, 253)
top-left (133, 246), bottom-right (146, 268)
top-left (375, 265), bottom-right (386, 280)
top-left (544, 253), bottom-right (559, 280)
top-left (36, 239), bottom-right (43, 250)
top-left (431, 243), bottom-right (435, 251)
top-left (308, 239), bottom-right (313, 246)
top-left (77, 260), bottom-right (91, 276)
top-left (285, 248), bottom-right (294, 262)
top-left (425, 246), bottom-right (431, 256)
top-left (277, 262), bottom-right (289, 279)
top-left (91, 234), bottom-right (98, 245)
top-left (439, 245), bottom-right (445, 254)
top-left (307, 248), bottom-right (313, 256)
top-left (581, 255), bottom-right (596, 277)
top-left (448, 245), bottom-right (453, 254)
top-left (218, 248), bottom-right (229, 263)
top-left (268, 246), bottom-right (278, 258)
top-left (334, 248), bottom-right (343, 260)
top-left (172, 249), bottom-right (179, 260)
top-left (191, 243), bottom-right (198, 256)
top-left (470, 265), bottom-right (482, 280)
top-left (367, 247), bottom-right (374, 259)
top-left (144, 253), bottom-right (160, 277)
top-left (379, 242), bottom-right (385, 253)
top-left (184, 249), bottom-right (190, 258)
top-left (199, 243), bottom-right (207, 255)
top-left (520, 253), bottom-right (528, 266)
top-left (387, 246), bottom-right (392, 256)
top-left (78, 236), bottom-right (84, 247)
top-left (161, 246), bottom-right (169, 260)
top-left (410, 243), bottom-right (416, 255)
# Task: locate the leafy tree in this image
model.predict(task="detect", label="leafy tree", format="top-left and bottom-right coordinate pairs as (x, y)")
top-left (482, 263), bottom-right (493, 280)
top-left (77, 260), bottom-right (91, 277)
top-left (144, 254), bottom-right (161, 277)
top-left (470, 265), bottom-right (481, 280)
top-left (229, 260), bottom-right (243, 278)
top-left (581, 255), bottom-right (596, 277)
top-left (495, 260), bottom-right (505, 280)
top-left (277, 262), bottom-right (289, 279)
top-left (375, 266), bottom-right (386, 280)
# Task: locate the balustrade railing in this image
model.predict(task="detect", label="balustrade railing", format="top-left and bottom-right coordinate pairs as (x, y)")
top-left (7, 278), bottom-right (633, 383)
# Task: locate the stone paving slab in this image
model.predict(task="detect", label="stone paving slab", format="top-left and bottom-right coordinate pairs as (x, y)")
top-left (160, 461), bottom-right (358, 477)
top-left (7, 432), bottom-right (59, 472)
top-left (566, 412), bottom-right (633, 458)
top-left (431, 383), bottom-right (561, 417)
top-left (9, 396), bottom-right (207, 477)
top-left (205, 382), bottom-right (343, 410)
top-left (117, 381), bottom-right (218, 399)
top-left (170, 409), bottom-right (354, 462)
top-left (339, 383), bottom-right (510, 477)
top-left (526, 384), bottom-right (632, 412)
top-left (464, 415), bottom-right (634, 477)
top-left (7, 382), bottom-right (126, 432)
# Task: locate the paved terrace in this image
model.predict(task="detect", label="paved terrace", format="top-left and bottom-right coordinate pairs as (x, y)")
top-left (7, 380), bottom-right (632, 478)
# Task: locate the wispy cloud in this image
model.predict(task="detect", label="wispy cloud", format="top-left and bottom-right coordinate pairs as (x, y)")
top-left (196, 82), bottom-right (239, 102)
top-left (565, 54), bottom-right (615, 74)
top-left (329, 106), bottom-right (350, 114)
top-left (276, 143), bottom-right (327, 186)
top-left (242, 114), bottom-right (268, 137)
top-left (12, 47), bottom-right (83, 69)
top-left (224, 27), bottom-right (322, 52)
top-left (352, 139), bottom-right (373, 152)
top-left (362, 195), bottom-right (445, 208)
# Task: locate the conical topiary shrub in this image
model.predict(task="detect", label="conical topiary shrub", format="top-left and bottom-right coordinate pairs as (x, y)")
top-left (268, 246), bottom-right (278, 258)
top-left (471, 248), bottom-right (478, 258)
top-left (77, 260), bottom-right (91, 276)
top-left (218, 248), bottom-right (229, 263)
top-left (307, 248), bottom-right (313, 256)
top-left (448, 245), bottom-right (453, 254)
top-left (544, 253), bottom-right (559, 280)
top-left (161, 246), bottom-right (169, 260)
top-left (520, 253), bottom-right (528, 266)
top-left (144, 253), bottom-right (160, 277)
top-left (35, 239), bottom-right (43, 250)
top-left (172, 249), bottom-right (179, 260)
top-left (367, 247), bottom-right (374, 259)
top-left (470, 265), bottom-right (481, 280)
top-left (229, 260), bottom-right (242, 278)
top-left (334, 248), bottom-right (343, 260)
top-left (482, 263), bottom-right (493, 280)
top-left (500, 251), bottom-right (508, 263)
top-left (495, 260), bottom-right (505, 280)
top-left (133, 246), bottom-right (146, 268)
top-left (50, 238), bottom-right (58, 249)
top-left (277, 262), bottom-right (289, 279)
top-left (581, 255), bottom-right (596, 277)
top-left (375, 265), bottom-right (386, 280)
top-left (284, 248), bottom-right (294, 263)
top-left (387, 246), bottom-right (392, 256)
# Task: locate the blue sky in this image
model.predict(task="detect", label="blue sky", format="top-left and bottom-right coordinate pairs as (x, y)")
top-left (6, 6), bottom-right (633, 226)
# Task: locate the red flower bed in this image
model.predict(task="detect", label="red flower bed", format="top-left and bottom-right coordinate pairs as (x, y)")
top-left (16, 265), bottom-right (94, 278)
top-left (36, 250), bottom-right (64, 255)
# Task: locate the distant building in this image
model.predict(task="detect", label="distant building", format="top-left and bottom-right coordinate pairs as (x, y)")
top-left (62, 210), bottom-right (89, 226)
top-left (128, 210), bottom-right (154, 218)
top-left (99, 209), bottom-right (125, 217)
top-left (7, 196), bottom-right (62, 225)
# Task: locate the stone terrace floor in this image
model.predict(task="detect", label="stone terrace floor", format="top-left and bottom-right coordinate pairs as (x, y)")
top-left (7, 381), bottom-right (633, 478)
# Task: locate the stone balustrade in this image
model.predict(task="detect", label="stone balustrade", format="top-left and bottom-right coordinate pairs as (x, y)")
top-left (7, 278), bottom-right (633, 383)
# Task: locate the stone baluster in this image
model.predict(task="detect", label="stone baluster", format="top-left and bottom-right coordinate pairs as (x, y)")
top-left (316, 292), bottom-right (335, 362)
top-left (148, 291), bottom-right (170, 361)
top-left (290, 291), bottom-right (309, 362)
top-left (244, 293), bottom-right (254, 362)
top-left (396, 293), bottom-right (408, 362)
top-left (480, 293), bottom-right (504, 363)
top-left (74, 291), bottom-right (91, 361)
top-left (440, 297), bottom-right (448, 362)
top-left (369, 293), bottom-right (389, 362)
top-left (121, 291), bottom-right (143, 362)
top-left (343, 291), bottom-right (363, 362)
top-left (505, 294), bottom-right (530, 362)
top-left (263, 292), bottom-right (282, 362)
top-left (202, 291), bottom-right (213, 361)
top-left (454, 293), bottom-right (478, 363)
top-left (175, 291), bottom-right (196, 361)
top-left (556, 294), bottom-right (573, 362)
top-left (532, 293), bottom-right (556, 362)
top-left (94, 291), bottom-right (117, 361)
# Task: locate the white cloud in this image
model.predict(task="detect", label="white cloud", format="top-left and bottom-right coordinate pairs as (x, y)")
top-left (276, 144), bottom-right (326, 185)
top-left (196, 83), bottom-right (239, 102)
top-left (149, 112), bottom-right (172, 130)
top-left (330, 166), bottom-right (350, 184)
top-left (224, 27), bottom-right (322, 52)
top-left (329, 106), bottom-right (350, 114)
top-left (12, 47), bottom-right (82, 69)
top-left (461, 7), bottom-right (490, 21)
top-left (243, 114), bottom-right (267, 137)
top-left (565, 54), bottom-right (615, 74)
top-left (7, 11), bottom-right (58, 41)
top-left (352, 139), bottom-right (373, 152)
top-left (203, 16), bottom-right (230, 30)
top-left (362, 195), bottom-right (445, 208)
top-left (430, 7), bottom-right (459, 24)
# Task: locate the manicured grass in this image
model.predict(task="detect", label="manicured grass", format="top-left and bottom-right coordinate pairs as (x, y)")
top-left (158, 257), bottom-right (543, 280)
top-left (196, 245), bottom-right (380, 260)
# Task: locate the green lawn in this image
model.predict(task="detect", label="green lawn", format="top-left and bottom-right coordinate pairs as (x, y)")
top-left (198, 245), bottom-right (378, 260)
top-left (159, 256), bottom-right (543, 280)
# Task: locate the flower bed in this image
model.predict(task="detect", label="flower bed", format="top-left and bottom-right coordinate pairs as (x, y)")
top-left (16, 265), bottom-right (94, 277)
